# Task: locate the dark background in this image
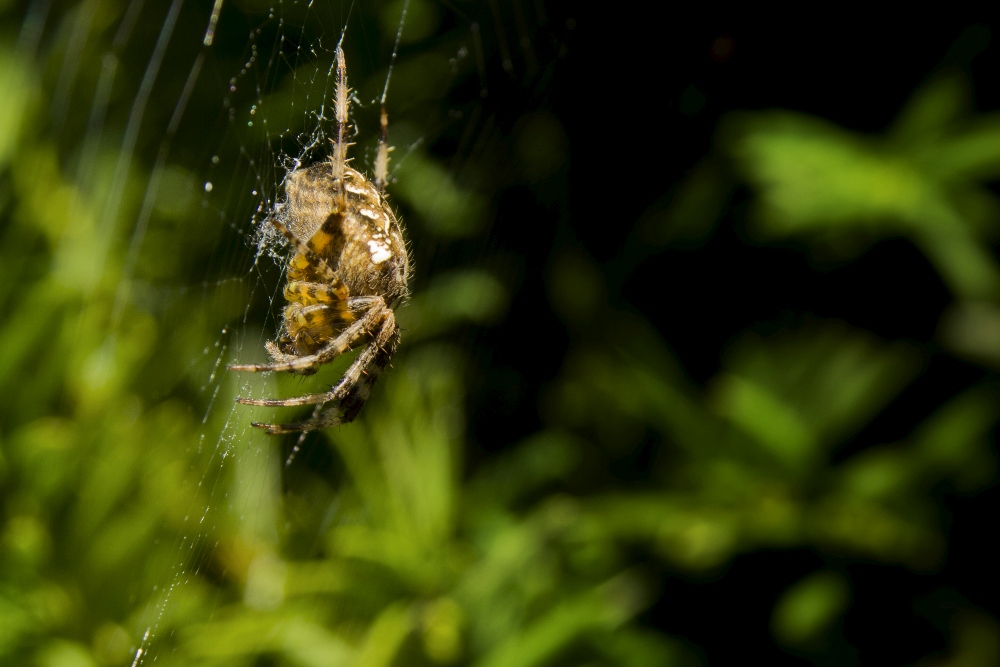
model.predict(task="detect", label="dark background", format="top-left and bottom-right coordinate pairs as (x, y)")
top-left (468, 6), bottom-right (999, 665)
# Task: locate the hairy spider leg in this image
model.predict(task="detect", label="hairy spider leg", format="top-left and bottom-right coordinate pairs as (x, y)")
top-left (230, 297), bottom-right (387, 373)
top-left (331, 47), bottom-right (351, 198)
top-left (248, 309), bottom-right (399, 433)
top-left (255, 297), bottom-right (377, 366)
top-left (374, 106), bottom-right (393, 192)
top-left (264, 340), bottom-right (299, 364)
top-left (238, 302), bottom-right (395, 408)
top-left (321, 309), bottom-right (398, 422)
top-left (239, 343), bottom-right (379, 407)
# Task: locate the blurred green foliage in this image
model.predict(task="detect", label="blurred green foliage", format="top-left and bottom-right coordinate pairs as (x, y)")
top-left (723, 69), bottom-right (1000, 304)
top-left (770, 570), bottom-right (849, 649)
top-left (1, 3), bottom-right (999, 667)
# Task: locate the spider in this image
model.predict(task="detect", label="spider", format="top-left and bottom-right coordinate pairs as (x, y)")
top-left (230, 48), bottom-right (410, 434)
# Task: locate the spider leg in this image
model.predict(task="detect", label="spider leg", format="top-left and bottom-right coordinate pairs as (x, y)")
top-left (331, 46), bottom-right (350, 194)
top-left (265, 340), bottom-right (299, 363)
top-left (319, 311), bottom-right (398, 423)
top-left (238, 315), bottom-right (389, 407)
top-left (248, 310), bottom-right (399, 434)
top-left (374, 106), bottom-right (393, 192)
top-left (346, 295), bottom-right (380, 313)
top-left (229, 298), bottom-right (387, 373)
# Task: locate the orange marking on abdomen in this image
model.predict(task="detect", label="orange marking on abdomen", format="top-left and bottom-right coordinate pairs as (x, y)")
top-left (308, 229), bottom-right (337, 255)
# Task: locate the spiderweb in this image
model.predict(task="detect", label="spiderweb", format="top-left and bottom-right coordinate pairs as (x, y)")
top-left (133, 2), bottom-right (531, 664)
top-left (1, 0), bottom-right (568, 664)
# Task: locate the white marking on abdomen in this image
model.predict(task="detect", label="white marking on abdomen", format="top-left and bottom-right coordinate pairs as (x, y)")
top-left (367, 240), bottom-right (392, 264)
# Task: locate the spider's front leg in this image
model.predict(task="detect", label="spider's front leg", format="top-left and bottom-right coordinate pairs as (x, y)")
top-left (229, 297), bottom-right (379, 374)
top-left (246, 303), bottom-right (399, 434)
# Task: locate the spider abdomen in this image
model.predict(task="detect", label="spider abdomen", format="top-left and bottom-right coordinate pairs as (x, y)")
top-left (281, 165), bottom-right (408, 302)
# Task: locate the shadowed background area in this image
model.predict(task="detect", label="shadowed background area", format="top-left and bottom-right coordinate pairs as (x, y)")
top-left (0, 1), bottom-right (998, 666)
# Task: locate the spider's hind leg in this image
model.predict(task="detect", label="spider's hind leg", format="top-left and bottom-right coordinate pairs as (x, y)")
top-left (248, 305), bottom-right (399, 434)
top-left (319, 306), bottom-right (399, 424)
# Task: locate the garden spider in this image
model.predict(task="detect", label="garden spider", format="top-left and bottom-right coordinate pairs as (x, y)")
top-left (230, 48), bottom-right (410, 434)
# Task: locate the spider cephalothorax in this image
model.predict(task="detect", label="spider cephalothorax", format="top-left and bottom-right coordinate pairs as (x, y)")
top-left (230, 48), bottom-right (409, 434)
